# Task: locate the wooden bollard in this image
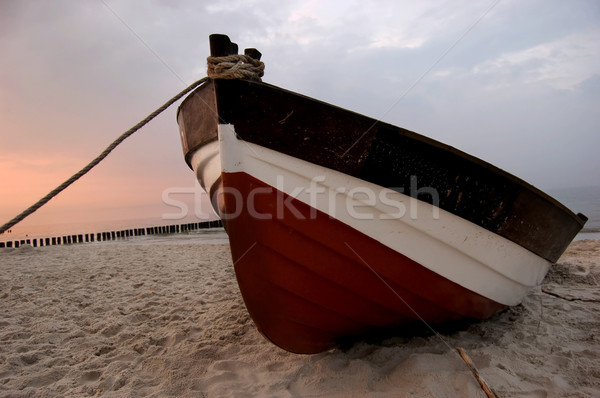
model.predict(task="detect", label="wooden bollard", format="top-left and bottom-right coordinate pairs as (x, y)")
top-left (0, 242), bottom-right (5, 248)
top-left (111, 231), bottom-right (116, 240)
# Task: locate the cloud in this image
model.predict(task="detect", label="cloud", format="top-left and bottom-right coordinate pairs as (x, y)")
top-left (1, 0), bottom-right (599, 230)
top-left (472, 29), bottom-right (600, 90)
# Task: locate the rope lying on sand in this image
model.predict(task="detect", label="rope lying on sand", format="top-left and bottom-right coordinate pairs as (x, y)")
top-left (456, 347), bottom-right (498, 398)
top-left (0, 55), bottom-right (265, 235)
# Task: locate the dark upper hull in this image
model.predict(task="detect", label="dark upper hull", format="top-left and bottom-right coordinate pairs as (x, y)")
top-left (177, 78), bottom-right (586, 262)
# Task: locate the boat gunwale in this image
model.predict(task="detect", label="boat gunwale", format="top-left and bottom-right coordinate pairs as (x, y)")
top-left (178, 78), bottom-right (585, 227)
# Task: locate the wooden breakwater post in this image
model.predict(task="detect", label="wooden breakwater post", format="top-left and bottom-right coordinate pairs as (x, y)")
top-left (0, 219), bottom-right (223, 249)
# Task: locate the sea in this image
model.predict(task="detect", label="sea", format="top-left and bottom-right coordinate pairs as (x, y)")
top-left (1, 185), bottom-right (598, 246)
top-left (548, 185), bottom-right (600, 240)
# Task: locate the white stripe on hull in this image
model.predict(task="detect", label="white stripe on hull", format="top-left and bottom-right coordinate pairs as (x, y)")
top-left (190, 124), bottom-right (551, 306)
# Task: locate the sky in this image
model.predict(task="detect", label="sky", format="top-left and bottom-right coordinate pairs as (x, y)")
top-left (1, 0), bottom-right (599, 231)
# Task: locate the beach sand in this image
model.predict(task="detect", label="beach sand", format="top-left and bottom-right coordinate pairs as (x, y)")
top-left (1, 239), bottom-right (598, 397)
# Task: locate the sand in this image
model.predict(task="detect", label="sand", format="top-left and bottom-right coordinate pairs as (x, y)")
top-left (0, 239), bottom-right (598, 397)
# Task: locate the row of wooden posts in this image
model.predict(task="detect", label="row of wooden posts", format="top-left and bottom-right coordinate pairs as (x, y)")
top-left (0, 220), bottom-right (223, 249)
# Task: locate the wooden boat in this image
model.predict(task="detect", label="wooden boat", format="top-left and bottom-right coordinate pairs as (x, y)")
top-left (177, 34), bottom-right (587, 354)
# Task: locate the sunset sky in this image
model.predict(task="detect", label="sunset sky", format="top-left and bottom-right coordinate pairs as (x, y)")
top-left (1, 0), bottom-right (599, 232)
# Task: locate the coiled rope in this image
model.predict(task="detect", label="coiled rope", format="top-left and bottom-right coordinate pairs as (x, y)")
top-left (0, 54), bottom-right (264, 234)
top-left (207, 55), bottom-right (264, 81)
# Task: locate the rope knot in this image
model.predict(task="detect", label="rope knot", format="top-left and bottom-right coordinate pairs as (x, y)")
top-left (206, 55), bottom-right (265, 82)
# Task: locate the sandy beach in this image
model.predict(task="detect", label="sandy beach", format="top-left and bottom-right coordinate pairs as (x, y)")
top-left (1, 238), bottom-right (598, 397)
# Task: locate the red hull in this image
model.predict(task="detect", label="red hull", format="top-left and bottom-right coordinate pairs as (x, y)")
top-left (221, 171), bottom-right (505, 354)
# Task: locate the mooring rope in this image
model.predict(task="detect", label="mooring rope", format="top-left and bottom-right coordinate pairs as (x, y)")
top-left (0, 55), bottom-right (265, 235)
top-left (207, 55), bottom-right (264, 81)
